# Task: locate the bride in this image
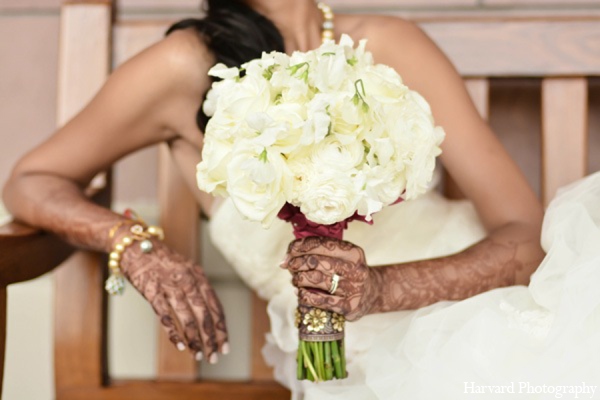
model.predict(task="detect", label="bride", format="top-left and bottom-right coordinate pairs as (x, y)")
top-left (3, 0), bottom-right (599, 398)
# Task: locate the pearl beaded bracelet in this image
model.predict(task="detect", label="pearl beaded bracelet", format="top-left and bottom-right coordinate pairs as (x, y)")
top-left (105, 218), bottom-right (164, 296)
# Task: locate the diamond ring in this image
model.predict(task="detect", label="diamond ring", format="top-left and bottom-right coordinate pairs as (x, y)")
top-left (329, 273), bottom-right (340, 294)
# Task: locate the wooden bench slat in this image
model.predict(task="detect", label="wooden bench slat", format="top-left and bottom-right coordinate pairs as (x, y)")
top-left (422, 20), bottom-right (600, 77)
top-left (114, 19), bottom-right (600, 77)
top-left (57, 4), bottom-right (112, 123)
top-left (55, 251), bottom-right (108, 388)
top-left (156, 144), bottom-right (199, 380)
top-left (541, 78), bottom-right (589, 206)
top-left (57, 380), bottom-right (290, 400)
top-left (465, 78), bottom-right (491, 120)
top-left (251, 294), bottom-right (274, 381)
top-left (444, 78), bottom-right (491, 199)
top-left (328, 0), bottom-right (477, 7)
top-left (482, 0), bottom-right (600, 6)
top-left (54, 2), bottom-right (112, 390)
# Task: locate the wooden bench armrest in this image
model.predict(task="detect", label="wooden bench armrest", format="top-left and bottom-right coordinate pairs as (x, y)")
top-left (0, 184), bottom-right (109, 287)
top-left (0, 220), bottom-right (74, 287)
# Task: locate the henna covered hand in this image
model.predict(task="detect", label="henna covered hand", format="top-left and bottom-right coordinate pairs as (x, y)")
top-left (117, 236), bottom-right (228, 363)
top-left (283, 235), bottom-right (532, 318)
top-left (283, 236), bottom-right (377, 322)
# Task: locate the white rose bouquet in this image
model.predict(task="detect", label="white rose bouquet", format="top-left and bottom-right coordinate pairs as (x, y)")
top-left (197, 34), bottom-right (445, 381)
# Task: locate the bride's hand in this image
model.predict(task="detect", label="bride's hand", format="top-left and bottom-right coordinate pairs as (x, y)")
top-left (118, 238), bottom-right (228, 363)
top-left (283, 236), bottom-right (377, 321)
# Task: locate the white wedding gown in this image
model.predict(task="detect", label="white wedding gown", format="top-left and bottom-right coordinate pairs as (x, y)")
top-left (209, 170), bottom-right (600, 400)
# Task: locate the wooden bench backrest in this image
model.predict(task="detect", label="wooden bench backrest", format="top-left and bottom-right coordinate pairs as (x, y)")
top-left (52, 1), bottom-right (598, 398)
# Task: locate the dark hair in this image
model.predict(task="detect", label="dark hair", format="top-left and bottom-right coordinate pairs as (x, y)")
top-left (166, 0), bottom-right (285, 131)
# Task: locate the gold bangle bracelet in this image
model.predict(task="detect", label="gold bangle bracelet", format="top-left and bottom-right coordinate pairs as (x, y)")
top-left (105, 221), bottom-right (165, 296)
top-left (108, 219), bottom-right (141, 240)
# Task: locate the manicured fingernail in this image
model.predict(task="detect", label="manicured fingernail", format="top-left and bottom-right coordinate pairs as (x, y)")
top-left (176, 342), bottom-right (186, 352)
top-left (293, 288), bottom-right (299, 296)
top-left (279, 255), bottom-right (291, 268)
top-left (195, 352), bottom-right (203, 361)
top-left (209, 353), bottom-right (218, 364)
top-left (221, 342), bottom-right (230, 355)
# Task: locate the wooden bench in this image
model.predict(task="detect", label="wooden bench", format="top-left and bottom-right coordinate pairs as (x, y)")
top-left (0, 1), bottom-right (598, 398)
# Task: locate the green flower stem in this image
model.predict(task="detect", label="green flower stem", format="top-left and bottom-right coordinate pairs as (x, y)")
top-left (298, 338), bottom-right (346, 381)
top-left (297, 341), bottom-right (305, 380)
top-left (340, 340), bottom-right (347, 378)
top-left (331, 340), bottom-right (343, 379)
top-left (318, 342), bottom-right (325, 379)
top-left (301, 340), bottom-right (318, 382)
top-left (324, 341), bottom-right (333, 380)
top-left (355, 79), bottom-right (367, 97)
top-left (313, 342), bottom-right (323, 380)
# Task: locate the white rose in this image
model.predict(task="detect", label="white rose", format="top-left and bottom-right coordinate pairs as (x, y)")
top-left (196, 137), bottom-right (233, 197)
top-left (245, 106), bottom-right (304, 154)
top-left (328, 94), bottom-right (375, 145)
top-left (218, 74), bottom-right (271, 121)
top-left (408, 89), bottom-right (433, 115)
top-left (364, 163), bottom-right (406, 204)
top-left (203, 79), bottom-right (237, 117)
top-left (266, 103), bottom-right (305, 153)
top-left (362, 64), bottom-right (407, 104)
top-left (385, 94), bottom-right (444, 199)
top-left (294, 167), bottom-right (362, 225)
top-left (310, 135), bottom-right (364, 172)
top-left (226, 143), bottom-right (291, 227)
top-left (403, 126), bottom-right (444, 199)
top-left (205, 108), bottom-right (255, 142)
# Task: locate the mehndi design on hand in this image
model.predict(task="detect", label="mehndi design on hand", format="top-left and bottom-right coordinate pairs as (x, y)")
top-left (119, 238), bottom-right (228, 362)
top-left (284, 236), bottom-right (378, 321)
top-left (283, 236), bottom-right (523, 319)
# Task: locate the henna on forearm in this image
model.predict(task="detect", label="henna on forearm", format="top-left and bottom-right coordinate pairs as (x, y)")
top-left (369, 237), bottom-right (525, 313)
top-left (3, 173), bottom-right (124, 252)
top-left (4, 173), bottom-right (230, 359)
top-left (285, 223), bottom-right (544, 320)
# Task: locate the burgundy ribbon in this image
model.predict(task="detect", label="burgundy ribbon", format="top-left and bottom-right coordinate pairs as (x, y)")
top-left (277, 203), bottom-right (374, 240)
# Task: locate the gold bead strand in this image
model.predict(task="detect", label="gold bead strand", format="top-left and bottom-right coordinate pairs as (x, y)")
top-left (318, 2), bottom-right (335, 44)
top-left (105, 221), bottom-right (165, 296)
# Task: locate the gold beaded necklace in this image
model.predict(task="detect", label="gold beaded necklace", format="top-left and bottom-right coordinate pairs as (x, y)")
top-left (317, 2), bottom-right (335, 44)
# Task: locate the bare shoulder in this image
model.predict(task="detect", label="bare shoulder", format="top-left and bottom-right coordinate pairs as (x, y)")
top-left (337, 14), bottom-right (432, 53)
top-left (337, 14), bottom-right (454, 84)
top-left (123, 27), bottom-right (214, 99)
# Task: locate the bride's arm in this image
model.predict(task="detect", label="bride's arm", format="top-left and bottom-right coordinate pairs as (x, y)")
top-left (2, 30), bottom-right (228, 360)
top-left (286, 226), bottom-right (540, 321)
top-left (283, 17), bottom-right (545, 320)
top-left (3, 30), bottom-right (207, 250)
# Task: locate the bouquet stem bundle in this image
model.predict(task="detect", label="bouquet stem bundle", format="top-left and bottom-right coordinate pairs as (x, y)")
top-left (295, 305), bottom-right (347, 381)
top-left (297, 335), bottom-right (346, 381)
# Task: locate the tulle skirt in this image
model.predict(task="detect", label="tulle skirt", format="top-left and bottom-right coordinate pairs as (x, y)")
top-left (209, 172), bottom-right (600, 399)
